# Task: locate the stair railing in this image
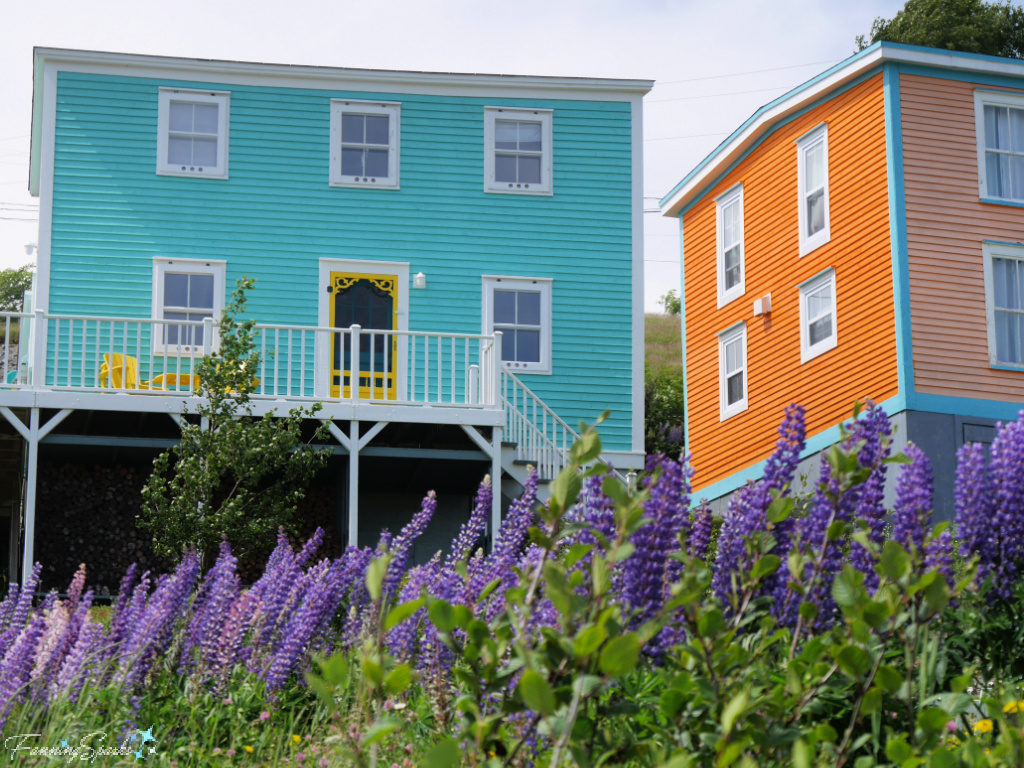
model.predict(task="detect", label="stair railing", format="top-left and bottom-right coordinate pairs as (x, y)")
top-left (500, 369), bottom-right (627, 484)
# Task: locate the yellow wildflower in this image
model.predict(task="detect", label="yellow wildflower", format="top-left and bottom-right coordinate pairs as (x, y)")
top-left (1004, 701), bottom-right (1024, 714)
top-left (244, 746), bottom-right (254, 754)
top-left (974, 719), bottom-right (994, 734)
top-left (292, 735), bottom-right (301, 744)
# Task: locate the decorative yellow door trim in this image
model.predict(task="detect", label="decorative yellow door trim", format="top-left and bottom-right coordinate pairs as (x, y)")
top-left (328, 272), bottom-right (398, 399)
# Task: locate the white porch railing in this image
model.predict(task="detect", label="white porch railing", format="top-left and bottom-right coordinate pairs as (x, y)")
top-left (0, 311), bottom-right (503, 408)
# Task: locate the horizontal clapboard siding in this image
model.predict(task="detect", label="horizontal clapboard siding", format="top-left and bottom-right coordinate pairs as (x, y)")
top-left (49, 71), bottom-right (635, 449)
top-left (900, 73), bottom-right (1024, 403)
top-left (683, 75), bottom-right (897, 492)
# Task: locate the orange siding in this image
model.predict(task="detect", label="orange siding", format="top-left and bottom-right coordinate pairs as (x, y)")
top-left (900, 73), bottom-right (1024, 402)
top-left (683, 74), bottom-right (897, 493)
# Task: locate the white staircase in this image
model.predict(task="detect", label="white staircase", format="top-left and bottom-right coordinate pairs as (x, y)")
top-left (498, 370), bottom-right (626, 498)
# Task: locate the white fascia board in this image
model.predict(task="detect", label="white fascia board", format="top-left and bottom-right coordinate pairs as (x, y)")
top-left (658, 42), bottom-right (1024, 218)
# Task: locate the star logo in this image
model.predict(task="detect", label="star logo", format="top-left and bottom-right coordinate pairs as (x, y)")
top-left (137, 727), bottom-right (156, 745)
top-left (60, 740), bottom-right (69, 749)
top-left (134, 749), bottom-right (144, 761)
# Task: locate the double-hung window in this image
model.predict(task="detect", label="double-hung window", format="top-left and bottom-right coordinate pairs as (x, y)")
top-left (482, 276), bottom-right (552, 373)
top-left (152, 259), bottom-right (225, 353)
top-left (797, 123), bottom-right (830, 255)
top-left (983, 242), bottom-right (1024, 368)
top-left (716, 184), bottom-right (744, 307)
top-left (799, 268), bottom-right (837, 363)
top-left (718, 323), bottom-right (747, 420)
top-left (975, 90), bottom-right (1024, 203)
top-left (484, 108), bottom-right (553, 195)
top-left (330, 101), bottom-right (400, 188)
top-left (156, 89), bottom-right (230, 178)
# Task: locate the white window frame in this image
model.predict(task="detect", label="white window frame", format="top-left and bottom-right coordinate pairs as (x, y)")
top-left (799, 268), bottom-right (838, 363)
top-left (718, 323), bottom-right (748, 421)
top-left (796, 123), bottom-right (830, 256)
top-left (483, 107), bottom-right (553, 196)
top-left (481, 275), bottom-right (553, 374)
top-left (329, 100), bottom-right (401, 189)
top-left (151, 258), bottom-right (226, 354)
top-left (974, 89), bottom-right (1024, 203)
top-left (982, 241), bottom-right (1024, 369)
top-left (156, 89), bottom-right (230, 179)
top-left (716, 184), bottom-right (745, 308)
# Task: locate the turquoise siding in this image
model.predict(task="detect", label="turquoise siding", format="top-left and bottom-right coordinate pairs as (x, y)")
top-left (49, 72), bottom-right (635, 449)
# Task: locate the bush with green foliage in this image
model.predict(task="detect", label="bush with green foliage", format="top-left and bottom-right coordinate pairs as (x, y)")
top-left (645, 365), bottom-right (685, 458)
top-left (857, 0), bottom-right (1024, 58)
top-left (0, 263), bottom-right (34, 312)
top-left (138, 277), bottom-right (330, 564)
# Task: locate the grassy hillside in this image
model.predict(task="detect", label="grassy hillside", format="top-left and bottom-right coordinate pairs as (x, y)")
top-left (646, 313), bottom-right (682, 376)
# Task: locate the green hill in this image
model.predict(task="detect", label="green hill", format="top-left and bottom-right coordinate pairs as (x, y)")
top-left (645, 313), bottom-right (682, 377)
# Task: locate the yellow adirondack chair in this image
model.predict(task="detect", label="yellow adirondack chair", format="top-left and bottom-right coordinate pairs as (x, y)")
top-left (98, 353), bottom-right (147, 390)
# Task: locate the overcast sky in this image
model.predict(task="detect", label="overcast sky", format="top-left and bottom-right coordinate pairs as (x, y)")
top-left (0, 0), bottom-right (905, 312)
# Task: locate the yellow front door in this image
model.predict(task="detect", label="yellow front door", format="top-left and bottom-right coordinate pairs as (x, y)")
top-left (328, 273), bottom-right (398, 399)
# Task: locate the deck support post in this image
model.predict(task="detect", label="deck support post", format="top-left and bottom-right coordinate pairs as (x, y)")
top-left (22, 408), bottom-right (40, 585)
top-left (348, 419), bottom-right (359, 548)
top-left (491, 425), bottom-right (502, 547)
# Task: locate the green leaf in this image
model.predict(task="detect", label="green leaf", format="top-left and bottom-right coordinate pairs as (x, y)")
top-left (366, 554), bottom-right (390, 602)
top-left (832, 571), bottom-right (858, 609)
top-left (697, 608), bottom-right (725, 637)
top-left (923, 574), bottom-right (950, 613)
top-left (518, 669), bottom-right (556, 715)
top-left (766, 494), bottom-right (793, 524)
top-left (592, 554), bottom-right (609, 597)
top-left (573, 625), bottom-right (607, 657)
top-left (835, 645), bottom-right (872, 678)
top-left (875, 664), bottom-right (903, 693)
top-left (361, 657), bottom-right (384, 686)
top-left (928, 747), bottom-right (957, 768)
top-left (721, 690), bottom-right (749, 735)
top-left (566, 543), bottom-right (594, 569)
top-left (362, 717), bottom-right (402, 746)
top-left (917, 707), bottom-right (951, 735)
top-left (792, 739), bottom-right (813, 768)
top-left (861, 687), bottom-right (883, 715)
top-left (660, 688), bottom-right (686, 719)
top-left (880, 541), bottom-right (911, 581)
top-left (422, 738), bottom-right (461, 768)
top-left (428, 600), bottom-right (457, 633)
top-left (885, 737), bottom-right (912, 763)
top-left (549, 466), bottom-right (583, 517)
top-left (599, 633), bottom-right (641, 677)
top-left (384, 664), bottom-right (413, 695)
top-left (384, 598), bottom-right (425, 631)
top-left (799, 601), bottom-right (819, 622)
top-left (750, 555), bottom-right (781, 581)
top-left (826, 520), bottom-right (846, 541)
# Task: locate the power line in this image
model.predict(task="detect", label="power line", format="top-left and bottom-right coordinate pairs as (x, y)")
top-left (653, 59), bottom-right (839, 88)
top-left (644, 131), bottom-right (730, 143)
top-left (646, 84), bottom-right (793, 105)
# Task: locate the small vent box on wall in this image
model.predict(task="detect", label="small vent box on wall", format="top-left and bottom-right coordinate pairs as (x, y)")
top-left (753, 294), bottom-right (772, 317)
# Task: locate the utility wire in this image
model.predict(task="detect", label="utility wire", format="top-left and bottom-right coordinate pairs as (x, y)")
top-left (646, 84), bottom-right (793, 105)
top-left (653, 59), bottom-right (839, 87)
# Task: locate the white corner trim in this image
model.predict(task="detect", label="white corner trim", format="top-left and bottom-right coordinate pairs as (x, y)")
top-left (34, 61), bottom-right (58, 313)
top-left (631, 95), bottom-right (645, 455)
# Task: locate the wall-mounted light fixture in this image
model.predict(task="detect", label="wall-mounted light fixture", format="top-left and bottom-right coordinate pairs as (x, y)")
top-left (753, 294), bottom-right (772, 317)
top-left (24, 243), bottom-right (37, 257)
top-left (413, 272), bottom-right (426, 289)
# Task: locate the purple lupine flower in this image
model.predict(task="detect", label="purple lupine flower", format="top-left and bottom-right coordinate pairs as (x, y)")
top-left (261, 575), bottom-right (335, 693)
top-left (0, 563), bottom-right (41, 658)
top-left (207, 588), bottom-right (260, 694)
top-left (66, 564), bottom-right (87, 612)
top-left (847, 404), bottom-right (892, 591)
top-left (0, 612), bottom-right (46, 732)
top-left (45, 590), bottom-right (94, 701)
top-left (621, 453), bottom-right (692, 649)
top-left (989, 413), bottom-right (1024, 600)
top-left (891, 443), bottom-right (933, 555)
top-left (53, 617), bottom-right (103, 703)
top-left (387, 556), bottom-right (440, 664)
top-left (383, 492), bottom-right (438, 601)
top-left (712, 405), bottom-right (805, 608)
top-left (116, 552), bottom-right (200, 691)
top-left (925, 527), bottom-right (954, 586)
top-left (181, 540), bottom-right (241, 676)
top-left (296, 527), bottom-right (325, 569)
top-left (0, 582), bottom-right (19, 635)
top-left (689, 501), bottom-right (714, 561)
top-left (444, 478), bottom-right (491, 570)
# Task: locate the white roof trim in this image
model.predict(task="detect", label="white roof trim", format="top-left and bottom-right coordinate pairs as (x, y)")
top-left (659, 43), bottom-right (1024, 218)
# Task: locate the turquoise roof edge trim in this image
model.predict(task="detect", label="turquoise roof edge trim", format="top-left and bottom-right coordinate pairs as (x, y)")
top-left (660, 41), bottom-right (1024, 217)
top-left (913, 394), bottom-right (1024, 421)
top-left (692, 393), bottom-right (906, 505)
top-left (883, 62), bottom-right (916, 409)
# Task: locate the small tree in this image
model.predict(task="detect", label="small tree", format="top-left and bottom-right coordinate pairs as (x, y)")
top-left (660, 288), bottom-right (681, 315)
top-left (857, 0), bottom-right (1024, 58)
top-left (139, 277), bottom-right (331, 564)
top-left (0, 264), bottom-right (34, 312)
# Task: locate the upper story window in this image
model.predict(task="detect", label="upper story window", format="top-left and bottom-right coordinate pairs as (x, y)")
top-left (716, 184), bottom-right (744, 308)
top-left (799, 268), bottom-right (838, 363)
top-left (482, 275), bottom-right (552, 374)
top-left (718, 323), bottom-right (748, 420)
top-left (484, 108), bottom-right (553, 195)
top-left (330, 101), bottom-right (400, 189)
top-left (156, 89), bottom-right (230, 178)
top-left (983, 242), bottom-right (1024, 368)
top-left (975, 90), bottom-right (1024, 203)
top-left (152, 258), bottom-right (225, 353)
top-left (796, 123), bottom-right (830, 255)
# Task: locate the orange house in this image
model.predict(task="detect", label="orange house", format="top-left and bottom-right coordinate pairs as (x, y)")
top-left (660, 43), bottom-right (1024, 519)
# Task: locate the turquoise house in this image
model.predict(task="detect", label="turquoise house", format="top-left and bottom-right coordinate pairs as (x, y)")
top-left (2, 48), bottom-right (651, 585)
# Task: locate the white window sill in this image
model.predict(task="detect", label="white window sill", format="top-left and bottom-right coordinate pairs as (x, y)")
top-left (156, 168), bottom-right (228, 180)
top-left (502, 362), bottom-right (552, 375)
top-left (485, 186), bottom-right (553, 197)
top-left (330, 178), bottom-right (399, 190)
top-left (720, 401), bottom-right (748, 422)
top-left (717, 288), bottom-right (745, 310)
top-left (799, 232), bottom-right (831, 257)
top-left (801, 337), bottom-right (837, 364)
